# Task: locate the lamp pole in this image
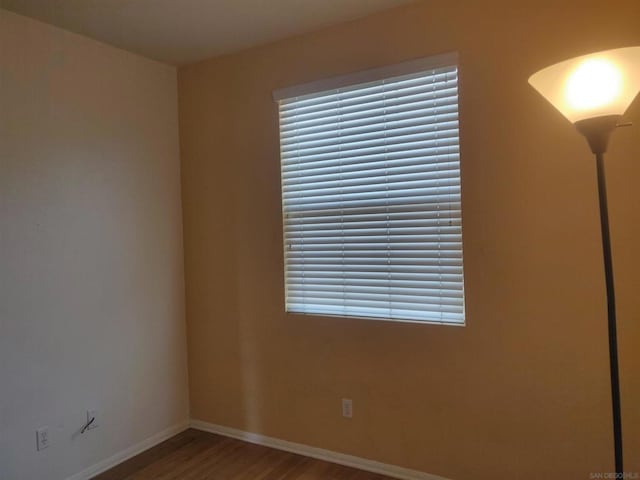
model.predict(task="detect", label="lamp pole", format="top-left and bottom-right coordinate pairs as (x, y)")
top-left (529, 46), bottom-right (640, 475)
top-left (575, 115), bottom-right (623, 474)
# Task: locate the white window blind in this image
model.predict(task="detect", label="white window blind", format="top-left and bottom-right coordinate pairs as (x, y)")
top-left (276, 55), bottom-right (465, 325)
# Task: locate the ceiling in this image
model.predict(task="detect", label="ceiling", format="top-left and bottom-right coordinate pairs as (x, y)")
top-left (0, 0), bottom-right (417, 65)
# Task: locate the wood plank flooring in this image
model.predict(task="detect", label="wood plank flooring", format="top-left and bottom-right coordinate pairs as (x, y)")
top-left (93, 429), bottom-right (396, 480)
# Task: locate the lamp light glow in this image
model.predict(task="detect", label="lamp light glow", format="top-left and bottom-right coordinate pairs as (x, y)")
top-left (566, 58), bottom-right (623, 111)
top-left (529, 46), bottom-right (640, 123)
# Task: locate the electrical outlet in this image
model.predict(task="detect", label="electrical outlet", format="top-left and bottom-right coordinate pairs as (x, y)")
top-left (86, 410), bottom-right (98, 430)
top-left (36, 427), bottom-right (50, 451)
top-left (342, 398), bottom-right (353, 418)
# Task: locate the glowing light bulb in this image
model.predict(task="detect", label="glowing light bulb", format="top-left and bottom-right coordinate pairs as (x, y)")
top-left (529, 46), bottom-right (640, 123)
top-left (566, 58), bottom-right (623, 111)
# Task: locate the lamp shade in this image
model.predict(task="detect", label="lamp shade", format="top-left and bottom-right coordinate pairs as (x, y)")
top-left (529, 46), bottom-right (640, 123)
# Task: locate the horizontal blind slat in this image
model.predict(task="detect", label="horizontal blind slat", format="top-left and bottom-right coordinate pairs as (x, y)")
top-left (286, 297), bottom-right (463, 312)
top-left (282, 147), bottom-right (459, 170)
top-left (279, 68), bottom-right (457, 110)
top-left (280, 87), bottom-right (458, 125)
top-left (280, 100), bottom-right (458, 133)
top-left (281, 137), bottom-right (459, 164)
top-left (286, 304), bottom-right (464, 323)
top-left (284, 194), bottom-right (461, 212)
top-left (283, 176), bottom-right (461, 199)
top-left (281, 123), bottom-right (459, 153)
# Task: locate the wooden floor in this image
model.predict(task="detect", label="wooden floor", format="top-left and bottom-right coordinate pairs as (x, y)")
top-left (93, 429), bottom-right (395, 480)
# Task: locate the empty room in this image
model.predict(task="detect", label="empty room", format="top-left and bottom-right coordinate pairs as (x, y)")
top-left (1, 1), bottom-right (639, 479)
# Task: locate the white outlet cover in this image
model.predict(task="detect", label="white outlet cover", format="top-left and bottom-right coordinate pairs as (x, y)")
top-left (341, 398), bottom-right (353, 418)
top-left (36, 427), bottom-right (50, 451)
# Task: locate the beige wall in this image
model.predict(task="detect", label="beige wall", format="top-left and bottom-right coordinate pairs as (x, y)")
top-left (178, 2), bottom-right (640, 479)
top-left (0, 10), bottom-right (189, 479)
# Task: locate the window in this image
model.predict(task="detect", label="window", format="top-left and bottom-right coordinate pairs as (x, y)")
top-left (274, 53), bottom-right (465, 325)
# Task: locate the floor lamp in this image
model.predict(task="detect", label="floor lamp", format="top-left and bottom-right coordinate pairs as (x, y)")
top-left (528, 46), bottom-right (640, 475)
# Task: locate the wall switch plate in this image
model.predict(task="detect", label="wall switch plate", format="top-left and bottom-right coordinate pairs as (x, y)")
top-left (86, 410), bottom-right (98, 430)
top-left (36, 427), bottom-right (50, 451)
top-left (342, 398), bottom-right (353, 418)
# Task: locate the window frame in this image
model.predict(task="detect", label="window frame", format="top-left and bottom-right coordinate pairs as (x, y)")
top-left (274, 52), bottom-right (466, 327)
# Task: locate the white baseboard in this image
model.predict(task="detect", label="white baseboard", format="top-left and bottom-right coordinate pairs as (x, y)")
top-left (190, 419), bottom-right (451, 480)
top-left (66, 420), bottom-right (190, 480)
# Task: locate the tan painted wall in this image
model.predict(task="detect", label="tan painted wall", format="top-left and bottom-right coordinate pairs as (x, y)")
top-left (178, 2), bottom-right (640, 478)
top-left (0, 10), bottom-right (189, 479)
